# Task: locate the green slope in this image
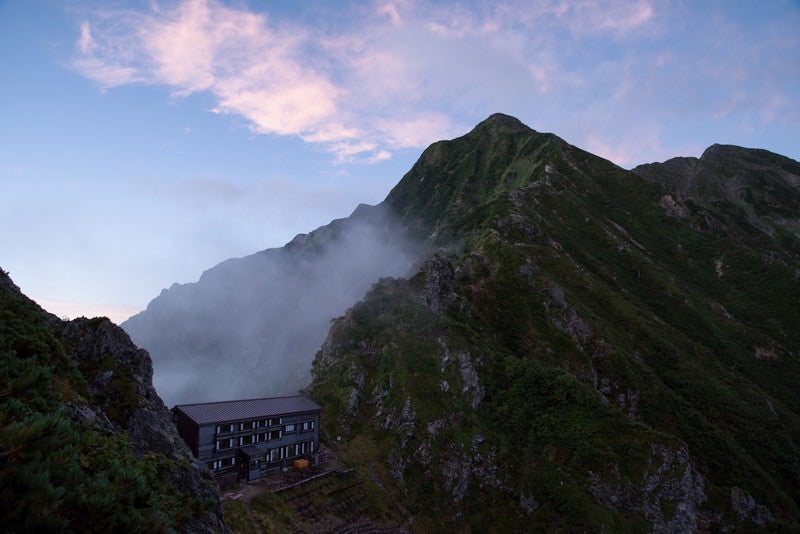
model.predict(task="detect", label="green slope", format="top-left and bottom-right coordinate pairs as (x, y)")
top-left (308, 114), bottom-right (800, 531)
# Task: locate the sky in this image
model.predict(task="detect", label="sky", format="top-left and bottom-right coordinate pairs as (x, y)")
top-left (1, 0), bottom-right (798, 324)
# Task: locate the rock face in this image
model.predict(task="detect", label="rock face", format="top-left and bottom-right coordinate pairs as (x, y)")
top-left (306, 114), bottom-right (800, 531)
top-left (0, 268), bottom-right (225, 532)
top-left (58, 317), bottom-right (226, 532)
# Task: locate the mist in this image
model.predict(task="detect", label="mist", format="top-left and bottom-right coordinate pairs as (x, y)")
top-left (122, 203), bottom-right (417, 407)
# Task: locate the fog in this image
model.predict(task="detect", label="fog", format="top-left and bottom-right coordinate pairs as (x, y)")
top-left (122, 203), bottom-right (417, 407)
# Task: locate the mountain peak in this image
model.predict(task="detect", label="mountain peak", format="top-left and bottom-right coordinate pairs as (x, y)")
top-left (473, 113), bottom-right (533, 135)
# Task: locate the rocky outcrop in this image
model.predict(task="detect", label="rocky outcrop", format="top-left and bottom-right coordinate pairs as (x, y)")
top-left (58, 317), bottom-right (226, 532)
top-left (0, 268), bottom-right (226, 533)
top-left (588, 443), bottom-right (710, 533)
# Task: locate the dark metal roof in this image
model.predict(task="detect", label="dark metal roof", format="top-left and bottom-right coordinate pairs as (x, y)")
top-left (174, 395), bottom-right (321, 426)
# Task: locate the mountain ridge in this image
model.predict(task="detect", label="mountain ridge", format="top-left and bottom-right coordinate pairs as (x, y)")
top-left (306, 115), bottom-right (800, 530)
top-left (122, 113), bottom-right (799, 530)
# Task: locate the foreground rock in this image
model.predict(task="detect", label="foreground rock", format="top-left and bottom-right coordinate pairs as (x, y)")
top-left (0, 268), bottom-right (225, 532)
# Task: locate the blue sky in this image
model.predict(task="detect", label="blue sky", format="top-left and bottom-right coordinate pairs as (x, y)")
top-left (1, 0), bottom-right (798, 323)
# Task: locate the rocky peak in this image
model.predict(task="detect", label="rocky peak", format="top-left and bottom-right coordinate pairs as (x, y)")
top-left (384, 113), bottom-right (564, 245)
top-left (473, 112), bottom-right (533, 135)
top-left (0, 268), bottom-right (20, 293)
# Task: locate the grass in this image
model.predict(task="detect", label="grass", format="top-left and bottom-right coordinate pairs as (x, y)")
top-left (222, 467), bottom-right (405, 533)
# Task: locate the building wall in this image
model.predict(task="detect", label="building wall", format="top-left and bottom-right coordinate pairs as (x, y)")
top-left (190, 410), bottom-right (320, 479)
top-left (197, 425), bottom-right (217, 461)
top-left (173, 410), bottom-right (200, 457)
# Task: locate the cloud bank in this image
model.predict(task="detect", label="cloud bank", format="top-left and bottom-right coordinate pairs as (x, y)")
top-left (122, 203), bottom-right (416, 406)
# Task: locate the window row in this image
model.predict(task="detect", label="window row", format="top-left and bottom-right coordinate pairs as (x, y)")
top-left (216, 430), bottom-right (283, 449)
top-left (215, 418), bottom-right (283, 434)
top-left (268, 440), bottom-right (315, 462)
top-left (209, 457), bottom-right (237, 470)
top-left (208, 441), bottom-right (315, 471)
top-left (215, 419), bottom-right (315, 435)
top-left (283, 420), bottom-right (315, 433)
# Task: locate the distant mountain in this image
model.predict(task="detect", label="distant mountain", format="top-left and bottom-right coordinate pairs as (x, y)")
top-left (633, 143), bottom-right (800, 250)
top-left (125, 113), bottom-right (800, 530)
top-left (307, 114), bottom-right (800, 530)
top-left (0, 269), bottom-right (224, 531)
top-left (123, 203), bottom-right (416, 406)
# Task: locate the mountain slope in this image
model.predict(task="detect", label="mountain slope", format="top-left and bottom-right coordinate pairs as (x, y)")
top-left (633, 144), bottom-right (800, 253)
top-left (307, 114), bottom-right (800, 531)
top-left (0, 269), bottom-right (225, 532)
top-left (123, 203), bottom-right (416, 406)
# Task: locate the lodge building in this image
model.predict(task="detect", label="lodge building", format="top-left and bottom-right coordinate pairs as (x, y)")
top-left (173, 395), bottom-right (323, 486)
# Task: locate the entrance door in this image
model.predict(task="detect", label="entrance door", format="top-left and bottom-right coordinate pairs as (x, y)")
top-left (247, 458), bottom-right (260, 481)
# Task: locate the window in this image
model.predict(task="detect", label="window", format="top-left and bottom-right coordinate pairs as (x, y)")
top-left (212, 460), bottom-right (225, 470)
top-left (218, 438), bottom-right (233, 450)
top-left (219, 457), bottom-right (236, 468)
top-left (269, 417), bottom-right (281, 427)
top-left (268, 430), bottom-right (281, 441)
top-left (215, 425), bottom-right (221, 434)
top-left (257, 433), bottom-right (266, 442)
top-left (284, 424), bottom-right (295, 433)
top-left (301, 421), bottom-right (314, 431)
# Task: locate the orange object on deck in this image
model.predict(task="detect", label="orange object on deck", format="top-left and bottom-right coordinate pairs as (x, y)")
top-left (293, 459), bottom-right (309, 469)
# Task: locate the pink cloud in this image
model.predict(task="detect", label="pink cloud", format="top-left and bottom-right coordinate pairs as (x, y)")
top-left (378, 114), bottom-right (460, 149)
top-left (75, 0), bottom-right (344, 151)
top-left (78, 21), bottom-right (95, 54)
top-left (584, 126), bottom-right (670, 168)
top-left (73, 0), bottom-right (660, 164)
top-left (377, 2), bottom-right (405, 27)
top-left (557, 0), bottom-right (655, 35)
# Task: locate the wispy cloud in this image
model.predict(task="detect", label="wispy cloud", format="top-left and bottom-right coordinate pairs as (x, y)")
top-left (75, 0), bottom-right (345, 144)
top-left (71, 0), bottom-right (658, 163)
top-left (71, 0), bottom-right (797, 166)
top-left (78, 21), bottom-right (94, 53)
